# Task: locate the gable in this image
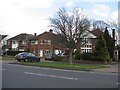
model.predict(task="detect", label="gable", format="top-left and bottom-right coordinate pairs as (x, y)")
top-left (37, 32), bottom-right (56, 40)
top-left (81, 30), bottom-right (97, 39)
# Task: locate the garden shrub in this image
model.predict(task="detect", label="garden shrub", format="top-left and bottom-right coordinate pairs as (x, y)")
top-left (74, 51), bottom-right (80, 60)
top-left (6, 51), bottom-right (28, 56)
top-left (53, 56), bottom-right (65, 61)
top-left (80, 53), bottom-right (93, 60)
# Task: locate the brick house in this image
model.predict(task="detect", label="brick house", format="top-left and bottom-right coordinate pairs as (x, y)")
top-left (74, 29), bottom-right (102, 53)
top-left (29, 30), bottom-right (65, 58)
top-left (7, 33), bottom-right (35, 51)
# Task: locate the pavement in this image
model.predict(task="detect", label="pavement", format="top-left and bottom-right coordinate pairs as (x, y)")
top-left (1, 60), bottom-right (119, 74)
top-left (93, 63), bottom-right (119, 73)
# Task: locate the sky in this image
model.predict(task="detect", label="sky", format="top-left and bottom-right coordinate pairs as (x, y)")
top-left (0, 0), bottom-right (119, 38)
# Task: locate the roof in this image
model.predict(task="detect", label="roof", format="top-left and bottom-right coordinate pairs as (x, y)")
top-left (8, 33), bottom-right (34, 41)
top-left (36, 31), bottom-right (57, 39)
top-left (0, 35), bottom-right (8, 40)
top-left (90, 29), bottom-right (103, 37)
top-left (2, 35), bottom-right (8, 39)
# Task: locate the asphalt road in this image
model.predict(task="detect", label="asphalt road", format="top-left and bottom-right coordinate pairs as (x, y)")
top-left (2, 63), bottom-right (119, 88)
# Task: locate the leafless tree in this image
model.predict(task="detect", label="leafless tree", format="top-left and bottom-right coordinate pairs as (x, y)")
top-left (92, 20), bottom-right (108, 31)
top-left (50, 8), bottom-right (91, 64)
top-left (108, 20), bottom-right (120, 46)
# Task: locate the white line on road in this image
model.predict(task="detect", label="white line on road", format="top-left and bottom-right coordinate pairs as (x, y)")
top-left (24, 72), bottom-right (78, 80)
top-left (2, 69), bottom-right (6, 71)
top-left (116, 83), bottom-right (120, 85)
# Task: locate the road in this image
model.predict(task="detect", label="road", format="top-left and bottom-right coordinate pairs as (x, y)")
top-left (2, 63), bottom-right (119, 88)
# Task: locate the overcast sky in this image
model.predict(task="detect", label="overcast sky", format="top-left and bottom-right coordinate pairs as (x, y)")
top-left (0, 0), bottom-right (119, 37)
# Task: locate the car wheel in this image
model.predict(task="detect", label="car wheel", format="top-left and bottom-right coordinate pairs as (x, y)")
top-left (24, 59), bottom-right (28, 62)
top-left (17, 60), bottom-right (21, 62)
top-left (37, 59), bottom-right (39, 62)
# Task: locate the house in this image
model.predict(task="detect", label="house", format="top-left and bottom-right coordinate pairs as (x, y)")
top-left (0, 34), bottom-right (10, 55)
top-left (29, 29), bottom-right (102, 58)
top-left (77, 29), bottom-right (102, 53)
top-left (7, 33), bottom-right (35, 51)
top-left (29, 30), bottom-right (65, 58)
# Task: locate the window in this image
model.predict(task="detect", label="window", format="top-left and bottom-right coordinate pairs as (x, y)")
top-left (12, 41), bottom-right (16, 44)
top-left (31, 40), bottom-right (38, 45)
top-left (22, 41), bottom-right (26, 44)
top-left (81, 49), bottom-right (92, 53)
top-left (42, 40), bottom-right (52, 45)
top-left (39, 40), bottom-right (43, 45)
top-left (31, 41), bottom-right (35, 45)
top-left (47, 40), bottom-right (51, 45)
top-left (35, 41), bottom-right (38, 44)
top-left (44, 40), bottom-right (47, 45)
top-left (45, 50), bottom-right (50, 55)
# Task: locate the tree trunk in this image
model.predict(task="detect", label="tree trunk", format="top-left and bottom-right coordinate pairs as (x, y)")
top-left (69, 48), bottom-right (74, 64)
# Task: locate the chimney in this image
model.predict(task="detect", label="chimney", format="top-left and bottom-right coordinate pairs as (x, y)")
top-left (112, 29), bottom-right (115, 40)
top-left (34, 33), bottom-right (37, 36)
top-left (49, 29), bottom-right (53, 33)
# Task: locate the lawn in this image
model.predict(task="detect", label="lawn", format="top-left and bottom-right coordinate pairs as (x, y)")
top-left (0, 57), bottom-right (15, 60)
top-left (12, 62), bottom-right (110, 71)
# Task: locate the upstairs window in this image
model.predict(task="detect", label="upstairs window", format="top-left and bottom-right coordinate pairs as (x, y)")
top-left (12, 41), bottom-right (16, 44)
top-left (39, 40), bottom-right (43, 45)
top-left (22, 41), bottom-right (26, 44)
top-left (47, 40), bottom-right (51, 45)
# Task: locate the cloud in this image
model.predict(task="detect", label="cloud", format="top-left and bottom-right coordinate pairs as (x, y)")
top-left (12, 0), bottom-right (53, 8)
top-left (60, 0), bottom-right (119, 2)
top-left (65, 1), bottom-right (73, 7)
top-left (92, 4), bottom-right (110, 17)
top-left (87, 4), bottom-right (112, 21)
top-left (111, 10), bottom-right (118, 21)
top-left (0, 0), bottom-right (53, 37)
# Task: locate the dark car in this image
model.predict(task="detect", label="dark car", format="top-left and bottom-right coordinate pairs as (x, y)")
top-left (15, 52), bottom-right (40, 62)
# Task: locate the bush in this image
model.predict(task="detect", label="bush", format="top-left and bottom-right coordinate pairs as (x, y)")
top-left (92, 55), bottom-right (110, 64)
top-left (81, 53), bottom-right (93, 60)
top-left (74, 51), bottom-right (80, 60)
top-left (53, 56), bottom-right (65, 61)
top-left (6, 51), bottom-right (28, 56)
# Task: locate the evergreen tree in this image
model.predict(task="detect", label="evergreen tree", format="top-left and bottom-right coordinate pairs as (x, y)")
top-left (103, 27), bottom-right (115, 60)
top-left (95, 35), bottom-right (110, 63)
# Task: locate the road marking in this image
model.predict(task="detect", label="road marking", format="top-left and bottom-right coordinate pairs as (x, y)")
top-left (2, 69), bottom-right (6, 71)
top-left (116, 83), bottom-right (120, 85)
top-left (24, 72), bottom-right (78, 80)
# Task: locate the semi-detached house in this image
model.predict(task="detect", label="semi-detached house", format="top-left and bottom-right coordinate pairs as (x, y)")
top-left (29, 29), bottom-right (101, 58)
top-left (7, 33), bottom-right (35, 51)
top-left (29, 30), bottom-right (65, 58)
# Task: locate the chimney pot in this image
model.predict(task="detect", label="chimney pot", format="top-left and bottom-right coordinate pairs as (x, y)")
top-left (34, 33), bottom-right (37, 36)
top-left (112, 29), bottom-right (115, 40)
top-left (49, 29), bottom-right (53, 33)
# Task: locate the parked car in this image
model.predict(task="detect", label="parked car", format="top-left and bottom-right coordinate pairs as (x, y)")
top-left (45, 53), bottom-right (57, 60)
top-left (57, 53), bottom-right (66, 56)
top-left (15, 52), bottom-right (40, 62)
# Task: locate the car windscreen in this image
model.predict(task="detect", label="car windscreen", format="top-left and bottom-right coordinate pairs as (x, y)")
top-left (28, 53), bottom-right (35, 56)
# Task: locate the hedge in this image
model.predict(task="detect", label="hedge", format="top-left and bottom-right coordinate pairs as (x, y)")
top-left (53, 56), bottom-right (65, 61)
top-left (6, 51), bottom-right (28, 56)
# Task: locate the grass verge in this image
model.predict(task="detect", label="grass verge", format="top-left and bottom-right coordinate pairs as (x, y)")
top-left (11, 62), bottom-right (110, 71)
top-left (0, 57), bottom-right (15, 60)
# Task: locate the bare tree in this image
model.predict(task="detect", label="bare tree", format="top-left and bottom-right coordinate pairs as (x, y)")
top-left (108, 20), bottom-right (120, 46)
top-left (92, 20), bottom-right (108, 31)
top-left (50, 8), bottom-right (91, 64)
